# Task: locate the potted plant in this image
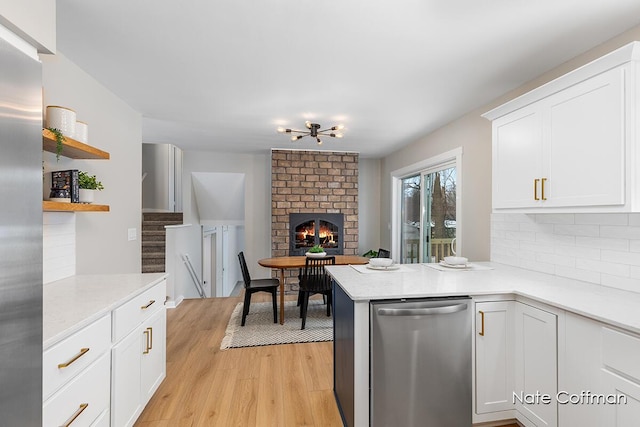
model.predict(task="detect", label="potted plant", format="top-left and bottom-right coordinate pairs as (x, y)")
top-left (363, 249), bottom-right (379, 258)
top-left (78, 170), bottom-right (104, 203)
top-left (306, 244), bottom-right (326, 258)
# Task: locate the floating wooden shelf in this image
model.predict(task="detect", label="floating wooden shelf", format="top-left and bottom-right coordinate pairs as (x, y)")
top-left (43, 201), bottom-right (110, 212)
top-left (42, 129), bottom-right (110, 160)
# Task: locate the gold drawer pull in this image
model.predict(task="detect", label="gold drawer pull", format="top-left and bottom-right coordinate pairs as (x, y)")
top-left (61, 403), bottom-right (88, 427)
top-left (479, 311), bottom-right (485, 336)
top-left (141, 300), bottom-right (155, 310)
top-left (147, 327), bottom-right (153, 350)
top-left (143, 329), bottom-right (150, 354)
top-left (58, 348), bottom-right (90, 369)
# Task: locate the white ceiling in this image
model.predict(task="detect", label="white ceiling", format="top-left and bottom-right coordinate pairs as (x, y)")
top-left (56, 0), bottom-right (640, 158)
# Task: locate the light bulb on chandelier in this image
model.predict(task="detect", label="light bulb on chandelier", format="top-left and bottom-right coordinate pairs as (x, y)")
top-left (277, 122), bottom-right (344, 145)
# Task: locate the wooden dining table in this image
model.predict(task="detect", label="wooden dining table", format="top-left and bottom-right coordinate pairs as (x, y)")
top-left (258, 255), bottom-right (370, 324)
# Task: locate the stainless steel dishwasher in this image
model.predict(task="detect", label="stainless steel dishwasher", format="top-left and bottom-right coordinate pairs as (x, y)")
top-left (370, 297), bottom-right (471, 426)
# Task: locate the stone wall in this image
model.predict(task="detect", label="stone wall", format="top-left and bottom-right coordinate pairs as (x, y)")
top-left (271, 149), bottom-right (359, 291)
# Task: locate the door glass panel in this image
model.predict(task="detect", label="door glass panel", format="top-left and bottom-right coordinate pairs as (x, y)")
top-left (425, 166), bottom-right (456, 263)
top-left (399, 165), bottom-right (457, 264)
top-left (400, 175), bottom-right (421, 263)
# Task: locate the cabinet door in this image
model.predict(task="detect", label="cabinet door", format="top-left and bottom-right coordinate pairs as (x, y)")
top-left (475, 301), bottom-right (515, 415)
top-left (514, 302), bottom-right (557, 427)
top-left (545, 66), bottom-right (626, 208)
top-left (559, 313), bottom-right (602, 427)
top-left (141, 307), bottom-right (166, 405)
top-left (492, 105), bottom-right (544, 209)
top-left (600, 370), bottom-right (640, 426)
top-left (111, 328), bottom-right (143, 427)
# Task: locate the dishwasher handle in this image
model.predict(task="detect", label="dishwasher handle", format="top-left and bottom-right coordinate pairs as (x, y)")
top-left (377, 302), bottom-right (468, 316)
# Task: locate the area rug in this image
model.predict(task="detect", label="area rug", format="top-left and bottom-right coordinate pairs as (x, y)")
top-left (220, 299), bottom-right (332, 349)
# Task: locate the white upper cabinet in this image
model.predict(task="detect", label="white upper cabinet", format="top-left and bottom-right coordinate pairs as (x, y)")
top-left (484, 42), bottom-right (640, 213)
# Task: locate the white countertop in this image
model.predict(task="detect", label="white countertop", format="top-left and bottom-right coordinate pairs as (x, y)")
top-left (326, 262), bottom-right (640, 334)
top-left (43, 273), bottom-right (168, 348)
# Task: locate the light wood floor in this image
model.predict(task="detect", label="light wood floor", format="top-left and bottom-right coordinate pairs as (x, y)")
top-left (135, 293), bottom-right (520, 427)
top-left (135, 293), bottom-right (343, 427)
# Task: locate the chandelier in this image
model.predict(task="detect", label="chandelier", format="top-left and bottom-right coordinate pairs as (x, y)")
top-left (277, 121), bottom-right (344, 145)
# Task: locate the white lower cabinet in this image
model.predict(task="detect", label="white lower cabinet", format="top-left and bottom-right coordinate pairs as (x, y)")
top-left (43, 352), bottom-right (111, 427)
top-left (111, 281), bottom-right (167, 427)
top-left (141, 308), bottom-right (167, 404)
top-left (514, 302), bottom-right (558, 427)
top-left (474, 299), bottom-right (558, 427)
top-left (475, 301), bottom-right (515, 417)
top-left (558, 312), bottom-right (602, 426)
top-left (600, 327), bottom-right (640, 426)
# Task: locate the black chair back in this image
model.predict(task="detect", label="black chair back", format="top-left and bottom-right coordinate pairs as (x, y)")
top-left (301, 256), bottom-right (336, 291)
top-left (377, 248), bottom-right (391, 258)
top-left (238, 251), bottom-right (252, 287)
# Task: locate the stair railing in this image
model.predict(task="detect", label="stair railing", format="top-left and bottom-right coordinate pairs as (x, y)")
top-left (181, 253), bottom-right (206, 298)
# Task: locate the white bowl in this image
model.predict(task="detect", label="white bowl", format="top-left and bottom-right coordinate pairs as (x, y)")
top-left (74, 121), bottom-right (88, 143)
top-left (444, 256), bottom-right (468, 266)
top-left (305, 251), bottom-right (326, 258)
top-left (369, 258), bottom-right (393, 267)
top-left (46, 106), bottom-right (76, 138)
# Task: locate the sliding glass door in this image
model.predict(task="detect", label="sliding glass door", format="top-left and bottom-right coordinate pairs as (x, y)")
top-left (400, 164), bottom-right (457, 263)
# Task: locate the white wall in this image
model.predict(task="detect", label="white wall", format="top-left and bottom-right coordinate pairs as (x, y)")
top-left (358, 158), bottom-right (381, 255)
top-left (182, 151), bottom-right (271, 278)
top-left (381, 116), bottom-right (492, 262)
top-left (0, 0), bottom-right (55, 53)
top-left (42, 52), bottom-right (142, 275)
top-left (142, 143), bottom-right (170, 211)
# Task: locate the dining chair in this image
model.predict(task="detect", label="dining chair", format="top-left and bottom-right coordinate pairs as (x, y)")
top-left (377, 248), bottom-right (391, 258)
top-left (298, 256), bottom-right (336, 330)
top-left (238, 251), bottom-right (279, 326)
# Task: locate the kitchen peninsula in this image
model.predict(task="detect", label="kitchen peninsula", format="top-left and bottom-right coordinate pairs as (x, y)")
top-left (327, 262), bottom-right (640, 427)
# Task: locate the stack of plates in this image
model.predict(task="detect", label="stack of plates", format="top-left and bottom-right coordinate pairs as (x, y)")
top-left (439, 256), bottom-right (470, 269)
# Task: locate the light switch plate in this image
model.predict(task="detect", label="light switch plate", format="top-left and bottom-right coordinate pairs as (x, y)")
top-left (128, 228), bottom-right (137, 241)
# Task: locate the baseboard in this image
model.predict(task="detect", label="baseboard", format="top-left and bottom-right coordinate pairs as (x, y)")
top-left (165, 295), bottom-right (184, 309)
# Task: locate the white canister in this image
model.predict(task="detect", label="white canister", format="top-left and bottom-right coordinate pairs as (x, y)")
top-left (46, 106), bottom-right (76, 138)
top-left (74, 121), bottom-right (88, 143)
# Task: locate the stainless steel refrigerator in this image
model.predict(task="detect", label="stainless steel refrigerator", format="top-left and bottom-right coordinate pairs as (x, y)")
top-left (370, 297), bottom-right (472, 426)
top-left (0, 32), bottom-right (43, 426)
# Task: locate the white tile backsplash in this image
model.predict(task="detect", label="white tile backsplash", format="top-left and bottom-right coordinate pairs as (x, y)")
top-left (43, 212), bottom-right (76, 284)
top-left (491, 213), bottom-right (640, 293)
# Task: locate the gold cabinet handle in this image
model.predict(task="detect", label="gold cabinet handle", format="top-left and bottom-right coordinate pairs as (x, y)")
top-left (541, 177), bottom-right (547, 201)
top-left (143, 329), bottom-right (150, 354)
top-left (479, 311), bottom-right (485, 336)
top-left (534, 179), bottom-right (540, 201)
top-left (141, 300), bottom-right (155, 310)
top-left (58, 348), bottom-right (90, 369)
top-left (147, 327), bottom-right (153, 350)
top-left (61, 403), bottom-right (88, 427)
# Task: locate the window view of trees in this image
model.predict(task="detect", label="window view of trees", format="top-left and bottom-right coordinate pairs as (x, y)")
top-left (401, 167), bottom-right (456, 263)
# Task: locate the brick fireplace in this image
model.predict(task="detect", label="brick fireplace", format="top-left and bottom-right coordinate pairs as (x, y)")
top-left (271, 149), bottom-right (358, 291)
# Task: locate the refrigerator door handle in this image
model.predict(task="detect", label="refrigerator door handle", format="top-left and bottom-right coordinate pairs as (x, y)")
top-left (377, 303), bottom-right (467, 316)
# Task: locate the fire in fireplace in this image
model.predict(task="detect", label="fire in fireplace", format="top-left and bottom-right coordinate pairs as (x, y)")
top-left (290, 213), bottom-right (344, 255)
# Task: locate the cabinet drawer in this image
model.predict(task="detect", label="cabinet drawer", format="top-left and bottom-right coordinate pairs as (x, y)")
top-left (603, 327), bottom-right (640, 382)
top-left (43, 314), bottom-right (111, 400)
top-left (113, 281), bottom-right (166, 342)
top-left (43, 352), bottom-right (110, 427)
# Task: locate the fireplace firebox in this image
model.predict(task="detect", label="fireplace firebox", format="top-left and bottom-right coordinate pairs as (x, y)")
top-left (289, 213), bottom-right (344, 256)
